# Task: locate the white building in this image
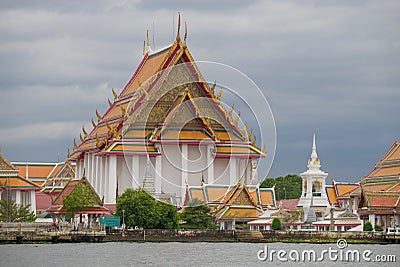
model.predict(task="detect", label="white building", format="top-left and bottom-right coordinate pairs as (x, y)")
top-left (297, 134), bottom-right (331, 223)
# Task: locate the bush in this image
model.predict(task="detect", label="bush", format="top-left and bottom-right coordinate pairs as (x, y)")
top-left (271, 218), bottom-right (281, 230)
top-left (374, 225), bottom-right (383, 232)
top-left (363, 221), bottom-right (373, 231)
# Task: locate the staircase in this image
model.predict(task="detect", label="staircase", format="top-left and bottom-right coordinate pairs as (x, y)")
top-left (235, 230), bottom-right (264, 242)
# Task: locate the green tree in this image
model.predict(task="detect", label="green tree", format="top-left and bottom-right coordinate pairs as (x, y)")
top-left (116, 188), bottom-right (178, 229)
top-left (180, 198), bottom-right (217, 229)
top-left (374, 224), bottom-right (383, 232)
top-left (0, 199), bottom-right (36, 222)
top-left (363, 221), bottom-right (373, 231)
top-left (271, 218), bottom-right (281, 230)
top-left (63, 183), bottom-right (100, 222)
top-left (260, 174), bottom-right (302, 200)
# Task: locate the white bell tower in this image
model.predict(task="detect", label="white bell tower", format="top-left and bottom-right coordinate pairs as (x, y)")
top-left (297, 134), bottom-right (330, 223)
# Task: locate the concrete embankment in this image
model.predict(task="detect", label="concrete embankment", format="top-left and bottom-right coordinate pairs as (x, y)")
top-left (1, 223), bottom-right (398, 244)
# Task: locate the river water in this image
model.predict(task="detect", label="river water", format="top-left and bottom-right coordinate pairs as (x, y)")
top-left (1, 242), bottom-right (399, 266)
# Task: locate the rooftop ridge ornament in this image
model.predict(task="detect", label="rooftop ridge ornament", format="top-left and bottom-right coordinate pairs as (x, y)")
top-left (112, 88), bottom-right (118, 101)
top-left (108, 98), bottom-right (112, 107)
top-left (73, 138), bottom-right (77, 150)
top-left (183, 21), bottom-right (188, 48)
top-left (216, 89), bottom-right (223, 101)
top-left (146, 30), bottom-right (151, 50)
top-left (96, 110), bottom-right (101, 122)
top-left (91, 118), bottom-right (96, 128)
top-left (82, 126), bottom-right (88, 139)
top-left (234, 111), bottom-right (241, 126)
top-left (79, 133), bottom-right (84, 143)
top-left (176, 12), bottom-right (181, 42)
top-left (142, 40), bottom-right (146, 55)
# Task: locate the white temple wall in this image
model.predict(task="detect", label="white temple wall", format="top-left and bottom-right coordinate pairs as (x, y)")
top-left (214, 158), bottom-right (230, 184)
top-left (187, 144), bottom-right (207, 186)
top-left (116, 156), bottom-right (133, 195)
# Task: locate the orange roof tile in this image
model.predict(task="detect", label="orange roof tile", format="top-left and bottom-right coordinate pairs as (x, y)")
top-left (326, 187), bottom-right (338, 204)
top-left (260, 189), bottom-right (275, 206)
top-left (336, 184), bottom-right (359, 197)
top-left (0, 176), bottom-right (39, 190)
top-left (189, 188), bottom-right (206, 202)
top-left (15, 164), bottom-right (56, 179)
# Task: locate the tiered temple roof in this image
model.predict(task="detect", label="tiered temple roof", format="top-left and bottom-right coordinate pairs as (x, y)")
top-left (69, 16), bottom-right (264, 162)
top-left (357, 141), bottom-right (400, 216)
top-left (185, 180), bottom-right (275, 222)
top-left (0, 150), bottom-right (39, 191)
top-left (326, 179), bottom-right (359, 207)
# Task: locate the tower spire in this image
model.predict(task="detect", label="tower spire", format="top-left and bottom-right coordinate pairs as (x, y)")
top-left (311, 133), bottom-right (318, 161)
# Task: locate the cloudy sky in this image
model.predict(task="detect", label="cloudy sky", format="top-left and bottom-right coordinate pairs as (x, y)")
top-left (0, 0), bottom-right (399, 182)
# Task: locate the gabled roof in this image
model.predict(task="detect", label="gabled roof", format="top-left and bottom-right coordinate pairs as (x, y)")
top-left (69, 21), bottom-right (264, 160)
top-left (47, 176), bottom-right (109, 215)
top-left (41, 161), bottom-right (75, 194)
top-left (0, 150), bottom-right (18, 171)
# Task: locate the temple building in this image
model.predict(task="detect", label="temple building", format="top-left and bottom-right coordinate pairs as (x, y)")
top-left (47, 176), bottom-right (110, 227)
top-left (185, 180), bottom-right (275, 230)
top-left (69, 17), bottom-right (265, 208)
top-left (12, 161), bottom-right (75, 217)
top-left (297, 134), bottom-right (330, 223)
top-left (357, 141), bottom-right (400, 231)
top-left (0, 149), bottom-right (39, 214)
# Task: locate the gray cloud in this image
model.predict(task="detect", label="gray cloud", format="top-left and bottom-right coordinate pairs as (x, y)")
top-left (1, 0), bottom-right (399, 182)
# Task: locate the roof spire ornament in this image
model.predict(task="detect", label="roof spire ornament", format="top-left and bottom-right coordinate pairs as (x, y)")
top-left (67, 148), bottom-right (70, 158)
top-left (73, 138), bottom-right (77, 150)
top-left (91, 118), bottom-right (96, 128)
top-left (176, 12), bottom-right (181, 42)
top-left (146, 30), bottom-right (151, 50)
top-left (216, 89), bottom-right (223, 101)
top-left (142, 40), bottom-right (146, 55)
top-left (183, 21), bottom-right (188, 48)
top-left (79, 133), bottom-right (84, 143)
top-left (108, 98), bottom-right (112, 107)
top-left (112, 88), bottom-right (118, 101)
top-left (234, 111), bottom-right (241, 126)
top-left (248, 128), bottom-right (253, 142)
top-left (82, 126), bottom-right (88, 139)
top-left (96, 110), bottom-right (101, 122)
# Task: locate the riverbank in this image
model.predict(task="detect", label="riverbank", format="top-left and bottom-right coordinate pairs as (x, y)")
top-left (1, 222), bottom-right (398, 244)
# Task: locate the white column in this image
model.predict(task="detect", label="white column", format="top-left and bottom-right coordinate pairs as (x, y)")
top-left (207, 144), bottom-right (214, 184)
top-left (15, 190), bottom-right (21, 205)
top-left (181, 144), bottom-right (188, 203)
top-left (132, 156), bottom-right (139, 188)
top-left (94, 156), bottom-right (99, 192)
top-left (155, 155), bottom-right (162, 193)
top-left (30, 191), bottom-right (36, 213)
top-left (306, 176), bottom-right (312, 197)
top-left (98, 157), bottom-right (103, 198)
top-left (229, 157), bottom-right (236, 185)
top-left (84, 153), bottom-right (88, 176)
top-left (321, 178), bottom-right (326, 198)
top-left (104, 156), bottom-right (109, 200)
top-left (107, 155), bottom-right (117, 203)
top-left (91, 154), bottom-right (95, 183)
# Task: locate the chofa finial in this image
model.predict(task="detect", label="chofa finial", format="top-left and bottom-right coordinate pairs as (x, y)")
top-left (176, 12), bottom-right (181, 42)
top-left (183, 21), bottom-right (187, 48)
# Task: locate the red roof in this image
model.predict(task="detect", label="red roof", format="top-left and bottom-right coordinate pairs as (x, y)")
top-left (280, 199), bottom-right (299, 210)
top-left (35, 191), bottom-right (52, 210)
